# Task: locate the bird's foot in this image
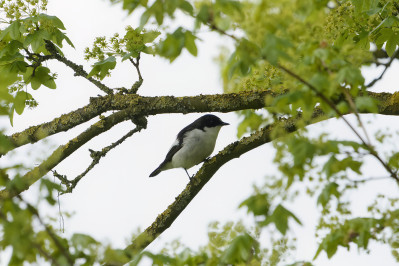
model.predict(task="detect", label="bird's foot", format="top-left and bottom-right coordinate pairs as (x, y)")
top-left (184, 169), bottom-right (193, 180)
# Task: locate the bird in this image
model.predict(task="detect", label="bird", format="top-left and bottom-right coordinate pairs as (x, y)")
top-left (149, 114), bottom-right (229, 179)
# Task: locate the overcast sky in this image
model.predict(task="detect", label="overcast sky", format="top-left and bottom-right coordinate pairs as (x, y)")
top-left (3, 0), bottom-right (399, 265)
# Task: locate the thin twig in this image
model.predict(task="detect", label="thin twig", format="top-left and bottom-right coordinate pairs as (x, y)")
top-left (278, 63), bottom-right (399, 183)
top-left (44, 40), bottom-right (114, 95)
top-left (128, 54), bottom-right (143, 94)
top-left (57, 191), bottom-right (64, 233)
top-left (351, 176), bottom-right (390, 184)
top-left (208, 23), bottom-right (239, 41)
top-left (0, 108), bottom-right (136, 199)
top-left (367, 49), bottom-right (399, 88)
top-left (33, 243), bottom-right (61, 266)
top-left (129, 54), bottom-right (143, 80)
top-left (341, 88), bottom-right (372, 145)
top-left (55, 118), bottom-right (147, 194)
top-left (202, 23), bottom-right (394, 179)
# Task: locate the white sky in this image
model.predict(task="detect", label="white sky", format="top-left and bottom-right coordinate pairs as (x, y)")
top-left (2, 0), bottom-right (399, 265)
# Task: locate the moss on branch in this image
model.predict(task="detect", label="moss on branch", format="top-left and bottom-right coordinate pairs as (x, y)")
top-left (4, 91), bottom-right (277, 155)
top-left (5, 90), bottom-right (399, 157)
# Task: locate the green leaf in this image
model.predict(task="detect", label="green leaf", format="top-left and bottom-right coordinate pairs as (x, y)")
top-left (24, 30), bottom-right (51, 53)
top-left (0, 21), bottom-right (22, 41)
top-left (30, 78), bottom-right (41, 90)
top-left (42, 77), bottom-right (56, 89)
top-left (323, 155), bottom-right (362, 177)
top-left (103, 247), bottom-right (131, 265)
top-left (197, 4), bottom-right (211, 24)
top-left (24, 66), bottom-right (57, 90)
top-left (309, 73), bottom-right (330, 93)
top-left (355, 96), bottom-right (378, 113)
top-left (314, 217), bottom-right (381, 259)
top-left (142, 30), bottom-right (160, 43)
top-left (140, 10), bottom-right (151, 28)
top-left (388, 152), bottom-right (399, 169)
top-left (156, 28), bottom-right (186, 61)
top-left (37, 13), bottom-right (66, 30)
top-left (261, 33), bottom-right (292, 65)
top-left (179, 1), bottom-right (194, 14)
top-left (14, 91), bottom-right (27, 115)
top-left (0, 40), bottom-right (24, 58)
top-left (262, 204), bottom-right (302, 234)
top-left (51, 28), bottom-right (71, 48)
top-left (9, 60), bottom-right (28, 74)
top-left (184, 31), bottom-right (197, 56)
top-left (220, 233), bottom-right (259, 264)
top-left (317, 182), bottom-right (341, 207)
top-left (9, 105), bottom-right (14, 126)
top-left (351, 0), bottom-right (379, 13)
top-left (337, 66), bottom-right (364, 87)
top-left (239, 193), bottom-right (270, 216)
top-left (153, 0), bottom-right (164, 25)
top-left (122, 0), bottom-right (148, 14)
top-left (237, 112), bottom-right (263, 137)
top-left (71, 233), bottom-right (99, 248)
top-left (87, 56), bottom-right (117, 80)
top-left (0, 132), bottom-right (13, 154)
top-left (385, 31), bottom-right (399, 57)
top-left (0, 65), bottom-right (20, 91)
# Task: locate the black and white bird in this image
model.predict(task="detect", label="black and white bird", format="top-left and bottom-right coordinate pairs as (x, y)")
top-left (149, 114), bottom-right (229, 179)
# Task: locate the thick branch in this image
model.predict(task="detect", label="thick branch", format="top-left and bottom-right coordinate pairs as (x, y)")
top-left (5, 90), bottom-right (399, 157)
top-left (4, 90), bottom-right (278, 155)
top-left (105, 112), bottom-right (327, 265)
top-left (2, 90), bottom-right (399, 198)
top-left (2, 95), bottom-right (114, 156)
top-left (0, 108), bottom-right (134, 199)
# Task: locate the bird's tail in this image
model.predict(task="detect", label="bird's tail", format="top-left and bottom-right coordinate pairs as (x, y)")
top-left (149, 166), bottom-right (162, 177)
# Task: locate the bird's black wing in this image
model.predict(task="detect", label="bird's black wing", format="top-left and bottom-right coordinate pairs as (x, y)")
top-left (149, 138), bottom-right (183, 177)
top-left (159, 119), bottom-right (201, 164)
top-left (162, 140), bottom-right (183, 164)
top-left (149, 117), bottom-right (205, 177)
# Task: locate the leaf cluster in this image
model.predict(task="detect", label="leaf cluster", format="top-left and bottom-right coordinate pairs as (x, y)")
top-left (84, 27), bottom-right (160, 79)
top-left (0, 0), bottom-right (73, 124)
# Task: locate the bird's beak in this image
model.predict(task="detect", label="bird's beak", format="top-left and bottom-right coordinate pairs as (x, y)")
top-left (221, 122), bottom-right (229, 126)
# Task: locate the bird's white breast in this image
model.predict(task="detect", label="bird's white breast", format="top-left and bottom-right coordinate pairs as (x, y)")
top-left (169, 126), bottom-right (222, 169)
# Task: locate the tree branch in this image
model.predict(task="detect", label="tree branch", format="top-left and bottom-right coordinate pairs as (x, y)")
top-left (2, 95), bottom-right (114, 156)
top-left (44, 41), bottom-right (114, 95)
top-left (367, 49), bottom-right (399, 88)
top-left (278, 64), bottom-right (399, 183)
top-left (107, 111), bottom-right (327, 265)
top-left (3, 90), bottom-right (279, 155)
top-left (127, 54), bottom-right (143, 94)
top-left (0, 108), bottom-right (135, 199)
top-left (55, 117), bottom-right (147, 194)
top-left (5, 90), bottom-right (399, 157)
top-left (2, 90), bottom-right (399, 198)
